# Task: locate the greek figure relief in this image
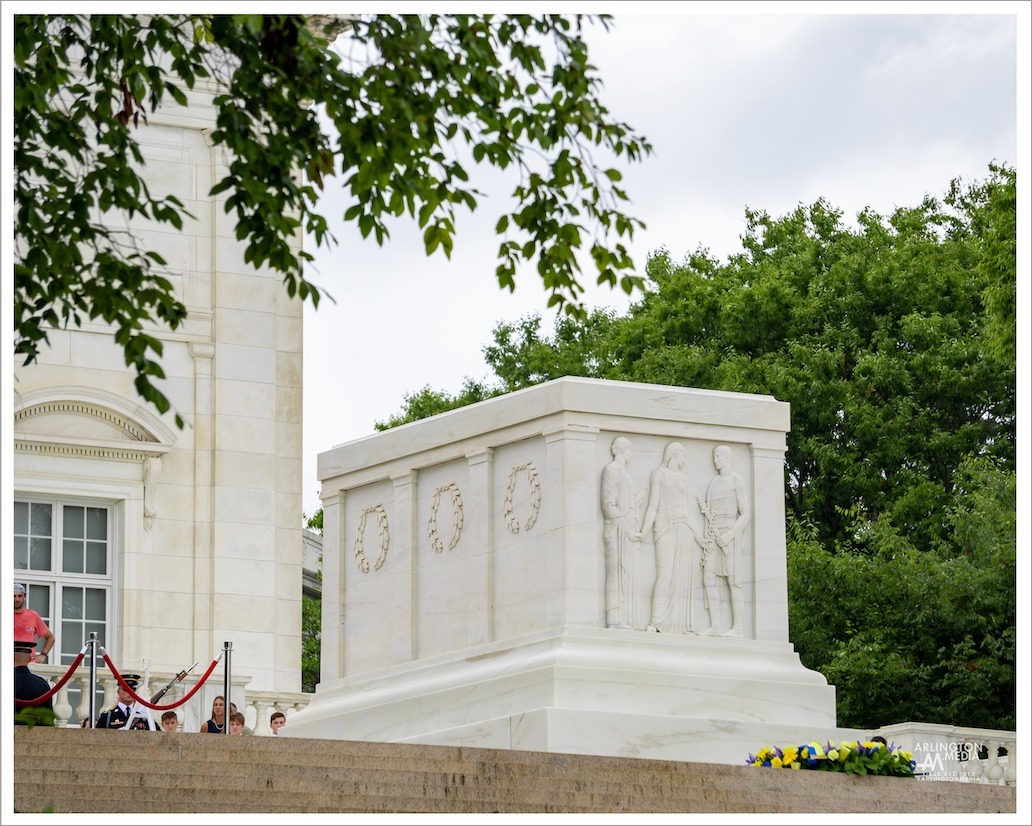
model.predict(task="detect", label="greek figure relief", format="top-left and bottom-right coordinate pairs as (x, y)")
top-left (698, 444), bottom-right (749, 637)
top-left (639, 442), bottom-right (696, 634)
top-left (600, 437), bottom-right (645, 629)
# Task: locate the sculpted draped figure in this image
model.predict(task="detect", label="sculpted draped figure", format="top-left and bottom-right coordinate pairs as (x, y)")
top-left (600, 437), bottom-right (644, 629)
top-left (698, 444), bottom-right (750, 637)
top-left (639, 442), bottom-right (696, 634)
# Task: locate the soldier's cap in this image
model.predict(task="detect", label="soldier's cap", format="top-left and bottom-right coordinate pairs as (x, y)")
top-left (119, 673), bottom-right (142, 690)
top-left (14, 642), bottom-right (34, 654)
top-left (14, 583), bottom-right (26, 594)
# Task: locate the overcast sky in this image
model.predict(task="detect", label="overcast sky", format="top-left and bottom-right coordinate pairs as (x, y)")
top-left (301, 3), bottom-right (1027, 518)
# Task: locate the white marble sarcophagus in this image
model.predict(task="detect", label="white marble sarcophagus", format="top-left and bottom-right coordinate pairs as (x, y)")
top-left (284, 378), bottom-right (856, 762)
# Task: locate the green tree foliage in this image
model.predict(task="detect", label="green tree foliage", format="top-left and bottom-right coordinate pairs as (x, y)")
top-left (14, 13), bottom-right (651, 426)
top-left (380, 166), bottom-right (1016, 730)
top-left (950, 165), bottom-right (1017, 363)
top-left (301, 509), bottom-right (323, 692)
top-left (375, 312), bottom-right (622, 428)
top-left (304, 509), bottom-right (323, 535)
top-left (483, 310), bottom-right (623, 391)
top-left (787, 466), bottom-right (1015, 730)
top-left (14, 706), bottom-right (57, 728)
top-left (301, 593), bottom-right (321, 694)
top-left (374, 378), bottom-right (495, 431)
top-left (468, 166), bottom-right (1016, 555)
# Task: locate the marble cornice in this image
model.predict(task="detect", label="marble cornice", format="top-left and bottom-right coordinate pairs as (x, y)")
top-left (13, 434), bottom-right (171, 462)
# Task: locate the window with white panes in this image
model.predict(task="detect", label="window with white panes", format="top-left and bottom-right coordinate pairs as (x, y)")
top-left (13, 498), bottom-right (113, 664)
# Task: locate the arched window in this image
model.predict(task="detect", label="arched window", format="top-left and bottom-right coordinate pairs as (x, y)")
top-left (12, 386), bottom-right (175, 664)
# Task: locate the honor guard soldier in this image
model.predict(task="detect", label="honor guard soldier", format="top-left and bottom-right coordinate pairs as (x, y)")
top-left (95, 674), bottom-right (148, 730)
top-left (14, 642), bottom-right (55, 726)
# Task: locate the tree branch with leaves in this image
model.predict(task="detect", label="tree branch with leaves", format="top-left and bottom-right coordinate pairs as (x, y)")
top-left (14, 13), bottom-right (652, 426)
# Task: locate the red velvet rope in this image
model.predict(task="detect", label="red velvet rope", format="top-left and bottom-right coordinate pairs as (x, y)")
top-left (103, 653), bottom-right (221, 710)
top-left (14, 652), bottom-right (85, 707)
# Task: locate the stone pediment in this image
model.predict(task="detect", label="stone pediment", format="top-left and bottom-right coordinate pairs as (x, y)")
top-left (12, 387), bottom-right (176, 460)
top-left (16, 400), bottom-right (155, 442)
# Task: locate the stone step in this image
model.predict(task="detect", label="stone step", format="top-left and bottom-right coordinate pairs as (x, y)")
top-left (13, 727), bottom-right (1017, 815)
top-left (16, 767), bottom-right (908, 808)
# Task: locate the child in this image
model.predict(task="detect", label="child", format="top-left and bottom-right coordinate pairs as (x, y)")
top-left (160, 710), bottom-right (178, 732)
top-left (229, 701), bottom-right (255, 734)
top-left (269, 711), bottom-right (285, 735)
top-left (228, 711), bottom-right (246, 735)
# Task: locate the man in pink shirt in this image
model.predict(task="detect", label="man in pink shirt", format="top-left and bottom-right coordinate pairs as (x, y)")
top-left (13, 584), bottom-right (54, 664)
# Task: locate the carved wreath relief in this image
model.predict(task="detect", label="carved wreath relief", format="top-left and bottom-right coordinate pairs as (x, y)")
top-left (353, 481), bottom-right (468, 574)
top-left (504, 461), bottom-right (541, 534)
top-left (353, 459), bottom-right (543, 574)
top-left (354, 504), bottom-right (390, 573)
top-left (428, 482), bottom-right (464, 553)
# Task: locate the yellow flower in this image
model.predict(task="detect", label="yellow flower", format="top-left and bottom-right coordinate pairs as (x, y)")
top-left (782, 746), bottom-right (799, 764)
top-left (828, 749), bottom-right (839, 761)
top-left (771, 757), bottom-right (783, 768)
top-left (790, 761), bottom-right (802, 770)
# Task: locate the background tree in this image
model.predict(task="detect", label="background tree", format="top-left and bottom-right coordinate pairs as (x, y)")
top-left (14, 13), bottom-right (651, 426)
top-left (413, 165), bottom-right (1016, 554)
top-left (374, 378), bottom-right (494, 431)
top-left (300, 593), bottom-right (321, 694)
top-left (301, 510), bottom-right (324, 693)
top-left (379, 165), bottom-right (1016, 730)
top-left (787, 464), bottom-right (1015, 730)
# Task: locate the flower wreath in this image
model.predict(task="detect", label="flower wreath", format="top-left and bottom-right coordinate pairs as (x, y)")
top-left (747, 739), bottom-right (916, 777)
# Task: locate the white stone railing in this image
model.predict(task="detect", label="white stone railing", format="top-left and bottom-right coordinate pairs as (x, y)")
top-left (33, 663), bottom-right (309, 735)
top-left (240, 689), bottom-right (312, 736)
top-left (872, 722), bottom-right (1016, 786)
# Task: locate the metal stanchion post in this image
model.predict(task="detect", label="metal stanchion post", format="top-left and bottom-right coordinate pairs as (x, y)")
top-left (87, 632), bottom-right (98, 729)
top-left (222, 641), bottom-right (232, 734)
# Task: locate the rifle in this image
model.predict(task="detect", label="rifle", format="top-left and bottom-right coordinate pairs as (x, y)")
top-left (150, 662), bottom-right (198, 704)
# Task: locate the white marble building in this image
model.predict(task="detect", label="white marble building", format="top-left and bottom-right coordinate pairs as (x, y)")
top-left (286, 378), bottom-right (862, 764)
top-left (11, 71), bottom-right (305, 702)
